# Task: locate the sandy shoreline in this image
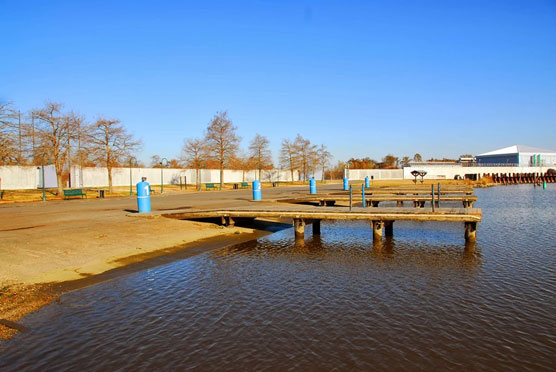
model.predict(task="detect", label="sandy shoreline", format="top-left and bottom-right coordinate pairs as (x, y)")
top-left (0, 220), bottom-right (272, 340)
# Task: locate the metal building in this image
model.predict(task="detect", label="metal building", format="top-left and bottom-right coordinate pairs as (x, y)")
top-left (476, 145), bottom-right (556, 166)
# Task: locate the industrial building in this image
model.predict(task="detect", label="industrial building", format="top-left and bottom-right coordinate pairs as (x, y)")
top-left (475, 145), bottom-right (556, 167)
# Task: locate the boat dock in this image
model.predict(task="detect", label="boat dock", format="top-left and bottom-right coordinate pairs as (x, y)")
top-left (164, 184), bottom-right (482, 242)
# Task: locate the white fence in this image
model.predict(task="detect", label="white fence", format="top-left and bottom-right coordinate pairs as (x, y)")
top-left (0, 165), bottom-right (300, 190)
top-left (0, 165), bottom-right (58, 190)
top-left (346, 169), bottom-right (404, 180)
top-left (71, 167), bottom-right (300, 188)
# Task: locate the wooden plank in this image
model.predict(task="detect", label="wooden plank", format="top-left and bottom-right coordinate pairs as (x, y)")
top-left (164, 206), bottom-right (482, 223)
top-left (278, 195), bottom-right (477, 204)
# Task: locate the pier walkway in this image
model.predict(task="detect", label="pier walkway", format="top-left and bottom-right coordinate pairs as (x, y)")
top-left (162, 183), bottom-right (482, 242)
top-left (164, 204), bottom-right (482, 242)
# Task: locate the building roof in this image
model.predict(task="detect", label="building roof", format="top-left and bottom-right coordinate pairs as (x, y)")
top-left (477, 145), bottom-right (556, 156)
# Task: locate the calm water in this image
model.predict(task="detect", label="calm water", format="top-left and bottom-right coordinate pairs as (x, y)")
top-left (1, 185), bottom-right (555, 371)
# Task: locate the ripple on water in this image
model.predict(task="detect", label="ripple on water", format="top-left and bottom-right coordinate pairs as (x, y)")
top-left (1, 185), bottom-right (555, 371)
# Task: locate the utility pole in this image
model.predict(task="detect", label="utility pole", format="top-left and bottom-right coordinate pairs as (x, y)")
top-left (77, 120), bottom-right (82, 187)
top-left (31, 115), bottom-right (35, 163)
top-left (18, 111), bottom-right (22, 164)
top-left (67, 118), bottom-right (71, 188)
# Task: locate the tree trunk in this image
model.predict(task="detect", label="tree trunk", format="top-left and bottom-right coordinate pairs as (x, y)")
top-left (108, 166), bottom-right (113, 193)
top-left (242, 170), bottom-right (245, 182)
top-left (290, 168), bottom-right (294, 183)
top-left (196, 168), bottom-right (200, 188)
top-left (258, 168), bottom-right (262, 181)
top-left (56, 171), bottom-right (63, 196)
top-left (220, 166), bottom-right (224, 190)
top-left (322, 166), bottom-right (325, 182)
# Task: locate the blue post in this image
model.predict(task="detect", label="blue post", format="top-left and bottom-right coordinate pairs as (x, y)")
top-left (252, 180), bottom-right (262, 201)
top-left (309, 178), bottom-right (317, 194)
top-left (343, 177), bottom-right (349, 191)
top-left (362, 184), bottom-right (365, 208)
top-left (543, 181), bottom-right (546, 190)
top-left (136, 179), bottom-right (151, 213)
top-left (365, 176), bottom-right (370, 188)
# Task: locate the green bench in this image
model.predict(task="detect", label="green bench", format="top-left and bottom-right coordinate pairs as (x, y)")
top-left (63, 189), bottom-right (87, 199)
top-left (240, 182), bottom-right (249, 189)
top-left (205, 183), bottom-right (217, 190)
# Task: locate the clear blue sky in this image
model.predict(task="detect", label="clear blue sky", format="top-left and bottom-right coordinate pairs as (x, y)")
top-left (2, 0), bottom-right (555, 164)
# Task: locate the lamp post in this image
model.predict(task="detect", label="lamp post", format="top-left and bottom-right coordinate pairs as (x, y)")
top-left (40, 153), bottom-right (47, 202)
top-left (160, 158), bottom-right (168, 193)
top-left (129, 156), bottom-right (137, 196)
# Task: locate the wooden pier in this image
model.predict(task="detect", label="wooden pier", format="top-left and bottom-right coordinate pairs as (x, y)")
top-left (280, 194), bottom-right (477, 208)
top-left (162, 183), bottom-right (482, 243)
top-left (165, 205), bottom-right (482, 242)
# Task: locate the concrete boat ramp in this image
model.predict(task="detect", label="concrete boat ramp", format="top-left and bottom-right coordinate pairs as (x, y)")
top-left (163, 185), bottom-right (482, 242)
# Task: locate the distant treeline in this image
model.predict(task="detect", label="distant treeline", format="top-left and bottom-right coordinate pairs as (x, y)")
top-left (0, 102), bottom-right (332, 192)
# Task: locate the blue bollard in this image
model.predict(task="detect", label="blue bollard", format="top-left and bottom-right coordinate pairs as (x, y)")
top-left (365, 176), bottom-right (370, 188)
top-left (136, 178), bottom-right (151, 213)
top-left (309, 178), bottom-right (317, 194)
top-left (543, 181), bottom-right (546, 190)
top-left (362, 184), bottom-right (365, 208)
top-left (343, 177), bottom-right (349, 191)
top-left (252, 180), bottom-right (262, 200)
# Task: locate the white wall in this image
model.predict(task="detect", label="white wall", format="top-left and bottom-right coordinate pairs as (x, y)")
top-left (0, 165), bottom-right (57, 190)
top-left (70, 167), bottom-right (300, 188)
top-left (346, 169), bottom-right (404, 180)
top-left (0, 166), bottom-right (300, 189)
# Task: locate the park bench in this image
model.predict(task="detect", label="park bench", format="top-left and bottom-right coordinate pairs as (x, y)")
top-left (205, 183), bottom-right (217, 191)
top-left (240, 182), bottom-right (249, 188)
top-left (63, 189), bottom-right (87, 199)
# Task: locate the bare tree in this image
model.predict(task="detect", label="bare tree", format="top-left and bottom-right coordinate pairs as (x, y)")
top-left (204, 111), bottom-right (240, 189)
top-left (317, 144), bottom-right (332, 182)
top-left (381, 154), bottom-right (399, 169)
top-left (400, 156), bottom-right (411, 166)
top-left (228, 150), bottom-right (257, 182)
top-left (181, 137), bottom-right (207, 187)
top-left (293, 134), bottom-right (317, 182)
top-left (248, 133), bottom-right (272, 180)
top-left (33, 102), bottom-right (79, 195)
top-left (89, 118), bottom-right (141, 193)
top-left (0, 102), bottom-right (18, 165)
top-left (279, 138), bottom-right (298, 182)
top-left (150, 155), bottom-right (162, 168)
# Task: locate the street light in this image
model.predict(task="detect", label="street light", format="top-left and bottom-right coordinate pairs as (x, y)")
top-left (159, 158), bottom-right (168, 193)
top-left (129, 156), bottom-right (137, 196)
top-left (40, 153), bottom-right (48, 202)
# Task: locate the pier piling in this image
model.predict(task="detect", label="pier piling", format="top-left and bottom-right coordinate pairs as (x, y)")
top-left (464, 221), bottom-right (477, 242)
top-left (294, 218), bottom-right (305, 238)
top-left (384, 221), bottom-right (394, 237)
top-left (371, 220), bottom-right (384, 241)
top-left (313, 219), bottom-right (321, 235)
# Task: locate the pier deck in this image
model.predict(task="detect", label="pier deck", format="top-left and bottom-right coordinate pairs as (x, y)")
top-left (164, 205), bottom-right (482, 242)
top-left (279, 194), bottom-right (477, 208)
